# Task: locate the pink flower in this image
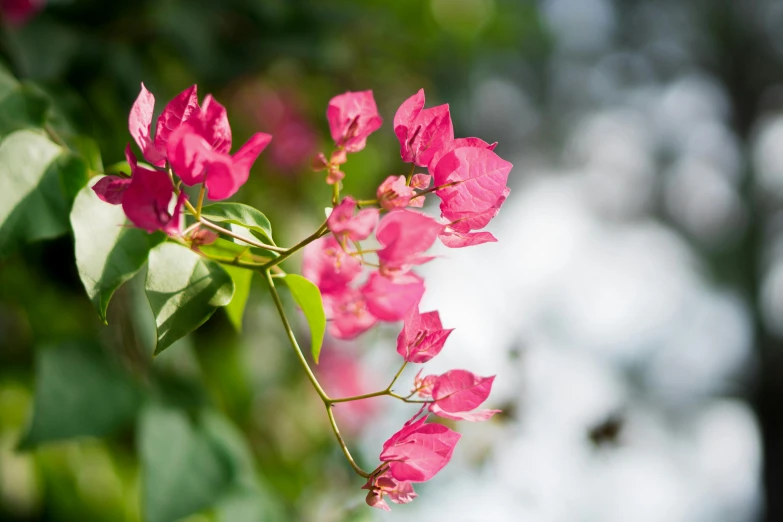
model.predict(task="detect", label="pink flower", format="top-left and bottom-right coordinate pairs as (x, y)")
top-left (303, 229), bottom-right (426, 339)
top-left (167, 95), bottom-right (272, 200)
top-left (361, 272), bottom-right (424, 322)
top-left (379, 410), bottom-right (461, 482)
top-left (326, 91), bottom-right (383, 153)
top-left (121, 146), bottom-right (186, 235)
top-left (407, 174), bottom-right (431, 208)
top-left (129, 83), bottom-right (199, 167)
top-left (376, 210), bottom-right (442, 277)
top-left (428, 137), bottom-right (497, 173)
top-left (319, 273), bottom-right (424, 339)
top-left (322, 288), bottom-right (378, 339)
top-left (302, 236), bottom-right (362, 295)
top-left (92, 175), bottom-right (131, 205)
top-left (420, 369), bottom-right (500, 422)
top-left (362, 470), bottom-right (417, 511)
top-left (233, 83), bottom-right (318, 172)
top-left (327, 197), bottom-right (379, 242)
top-left (0, 0), bottom-right (44, 25)
top-left (413, 370), bottom-right (437, 397)
top-left (410, 174), bottom-right (431, 190)
top-left (396, 304), bottom-right (453, 363)
top-left (377, 175), bottom-right (414, 210)
top-left (303, 245), bottom-right (425, 338)
top-left (430, 144), bottom-right (512, 248)
top-left (394, 89), bottom-right (454, 167)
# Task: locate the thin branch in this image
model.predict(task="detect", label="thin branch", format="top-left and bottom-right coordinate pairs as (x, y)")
top-left (197, 219), bottom-right (287, 253)
top-left (263, 269), bottom-right (330, 402)
top-left (260, 222), bottom-right (329, 270)
top-left (326, 405), bottom-right (370, 478)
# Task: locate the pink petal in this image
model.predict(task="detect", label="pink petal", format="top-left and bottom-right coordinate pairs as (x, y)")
top-left (128, 83), bottom-right (165, 166)
top-left (362, 470), bottom-right (417, 511)
top-left (1, 0), bottom-right (45, 26)
top-left (365, 491), bottom-right (391, 511)
top-left (433, 147), bottom-right (512, 227)
top-left (394, 89), bottom-right (425, 162)
top-left (413, 371), bottom-right (437, 398)
top-left (121, 162), bottom-right (177, 234)
top-left (438, 228), bottom-right (498, 248)
top-left (161, 191), bottom-right (187, 237)
top-left (376, 210), bottom-right (442, 274)
top-left (446, 188), bottom-right (510, 233)
top-left (202, 154), bottom-right (238, 201)
top-left (412, 104), bottom-right (454, 168)
top-left (167, 125), bottom-right (213, 186)
top-left (381, 422), bottom-right (461, 482)
top-left (431, 370), bottom-right (495, 413)
top-left (377, 175), bottom-right (415, 210)
top-left (328, 197), bottom-right (379, 241)
top-left (393, 89), bottom-right (425, 133)
top-left (326, 91), bottom-right (383, 153)
top-left (361, 271), bottom-right (424, 322)
top-left (202, 132), bottom-right (272, 200)
top-left (429, 404), bottom-right (500, 422)
top-left (302, 236), bottom-right (362, 295)
top-left (195, 95), bottom-right (233, 154)
top-left (233, 132), bottom-right (272, 173)
top-left (323, 288), bottom-right (378, 339)
top-left (92, 175), bottom-right (131, 205)
top-left (428, 136), bottom-right (496, 171)
top-left (410, 173), bottom-right (431, 190)
top-left (153, 84), bottom-right (199, 161)
top-left (393, 89), bottom-right (455, 167)
top-left (396, 307), bottom-right (453, 363)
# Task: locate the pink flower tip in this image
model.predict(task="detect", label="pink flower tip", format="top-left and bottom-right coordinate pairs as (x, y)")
top-left (326, 90), bottom-right (383, 153)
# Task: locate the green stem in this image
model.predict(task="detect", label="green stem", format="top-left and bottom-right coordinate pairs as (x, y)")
top-left (329, 361), bottom-right (409, 404)
top-left (409, 181), bottom-right (457, 201)
top-left (329, 389), bottom-right (390, 404)
top-left (389, 392), bottom-right (431, 404)
top-left (264, 269), bottom-right (330, 402)
top-left (196, 181), bottom-right (206, 218)
top-left (388, 360), bottom-right (408, 390)
top-left (332, 181), bottom-right (340, 206)
top-left (326, 405), bottom-right (370, 478)
top-left (260, 222), bottom-right (329, 271)
top-left (44, 123), bottom-right (68, 148)
top-left (264, 269), bottom-right (370, 478)
top-left (405, 163), bottom-right (416, 185)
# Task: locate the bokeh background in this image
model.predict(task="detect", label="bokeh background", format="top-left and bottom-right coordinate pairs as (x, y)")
top-left (2, 0), bottom-right (783, 521)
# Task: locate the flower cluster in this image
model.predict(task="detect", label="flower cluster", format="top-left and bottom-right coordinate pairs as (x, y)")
top-left (93, 84), bottom-right (272, 232)
top-left (306, 89), bottom-right (509, 510)
top-left (92, 83), bottom-right (509, 512)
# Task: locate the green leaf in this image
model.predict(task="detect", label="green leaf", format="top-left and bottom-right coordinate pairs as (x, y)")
top-left (197, 237), bottom-right (261, 266)
top-left (222, 265), bottom-right (253, 332)
top-left (200, 202), bottom-right (274, 242)
top-left (201, 411), bottom-right (286, 522)
top-left (145, 243), bottom-right (235, 355)
top-left (19, 341), bottom-right (141, 449)
top-left (138, 405), bottom-right (234, 522)
top-left (282, 274), bottom-right (326, 364)
top-left (70, 180), bottom-right (164, 323)
top-left (0, 130), bottom-right (88, 258)
top-left (0, 65), bottom-right (49, 138)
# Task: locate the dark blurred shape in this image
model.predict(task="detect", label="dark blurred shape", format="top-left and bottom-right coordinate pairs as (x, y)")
top-left (587, 412), bottom-right (624, 449)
